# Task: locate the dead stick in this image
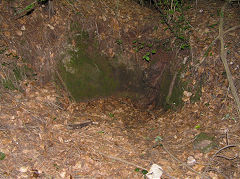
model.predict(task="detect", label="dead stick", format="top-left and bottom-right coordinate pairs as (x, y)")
top-left (166, 71), bottom-right (178, 104)
top-left (56, 70), bottom-right (75, 102)
top-left (219, 3), bottom-right (240, 117)
top-left (213, 144), bottom-right (236, 156)
top-left (96, 150), bottom-right (147, 171)
top-left (161, 142), bottom-right (210, 179)
top-left (197, 24), bottom-right (240, 66)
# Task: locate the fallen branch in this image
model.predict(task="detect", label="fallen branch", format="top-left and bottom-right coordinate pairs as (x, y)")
top-left (197, 25), bottom-right (240, 65)
top-left (96, 150), bottom-right (148, 171)
top-left (195, 2), bottom-right (240, 117)
top-left (219, 2), bottom-right (240, 117)
top-left (202, 139), bottom-right (238, 176)
top-left (166, 71), bottom-right (178, 104)
top-left (213, 144), bottom-right (236, 156)
top-left (160, 142), bottom-right (210, 179)
top-left (56, 70), bottom-right (75, 102)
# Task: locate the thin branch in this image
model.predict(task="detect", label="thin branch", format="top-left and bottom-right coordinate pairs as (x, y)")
top-left (56, 70), bottom-right (75, 102)
top-left (160, 142), bottom-right (210, 179)
top-left (216, 154), bottom-right (239, 160)
top-left (224, 25), bottom-right (240, 34)
top-left (219, 3), bottom-right (240, 117)
top-left (166, 71), bottom-right (178, 104)
top-left (225, 129), bottom-right (229, 145)
top-left (96, 150), bottom-right (148, 171)
top-left (152, 0), bottom-right (181, 41)
top-left (197, 24), bottom-right (240, 66)
top-left (213, 144), bottom-right (236, 156)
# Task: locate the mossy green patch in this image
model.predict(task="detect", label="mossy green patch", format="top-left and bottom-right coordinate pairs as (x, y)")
top-left (57, 23), bottom-right (121, 101)
top-left (193, 132), bottom-right (218, 153)
top-left (156, 68), bottom-right (185, 110)
top-left (2, 79), bottom-right (16, 90)
top-left (58, 50), bottom-right (119, 101)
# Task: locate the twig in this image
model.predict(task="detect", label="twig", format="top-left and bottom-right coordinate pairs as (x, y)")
top-left (56, 70), bottom-right (75, 102)
top-left (225, 129), bottom-right (229, 145)
top-left (166, 71), bottom-right (178, 104)
top-left (219, 2), bottom-right (240, 117)
top-left (153, 0), bottom-right (177, 40)
top-left (224, 25), bottom-right (240, 34)
top-left (67, 121), bottom-right (94, 130)
top-left (216, 154), bottom-right (239, 160)
top-left (213, 144), bottom-right (236, 156)
top-left (160, 142), bottom-right (210, 178)
top-left (203, 145), bottom-right (238, 177)
top-left (96, 149), bottom-right (176, 179)
top-left (197, 24), bottom-right (240, 66)
top-left (96, 150), bottom-right (148, 171)
top-left (95, 22), bottom-right (101, 46)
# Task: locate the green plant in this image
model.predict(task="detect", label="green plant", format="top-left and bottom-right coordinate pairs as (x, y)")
top-left (97, 131), bottom-right (105, 134)
top-left (154, 0), bottom-right (191, 49)
top-left (0, 152), bottom-right (6, 160)
top-left (53, 163), bottom-right (60, 170)
top-left (0, 46), bottom-right (7, 54)
top-left (155, 136), bottom-right (163, 142)
top-left (132, 40), bottom-right (157, 62)
top-left (109, 113), bottom-right (114, 118)
top-left (135, 168), bottom-right (140, 172)
top-left (194, 124), bottom-right (201, 129)
top-left (115, 39), bottom-right (123, 45)
top-left (2, 79), bottom-right (16, 90)
top-left (143, 52), bottom-right (150, 62)
top-left (134, 168), bottom-right (148, 175)
top-left (15, 0), bottom-right (49, 16)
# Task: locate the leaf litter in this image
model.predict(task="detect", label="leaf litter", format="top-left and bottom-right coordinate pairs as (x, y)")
top-left (0, 0), bottom-right (240, 178)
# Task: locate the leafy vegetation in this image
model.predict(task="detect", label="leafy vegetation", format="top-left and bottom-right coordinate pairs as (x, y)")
top-left (0, 152), bottom-right (6, 160)
top-left (14, 0), bottom-right (50, 16)
top-left (0, 46), bottom-right (35, 91)
top-left (135, 0), bottom-right (192, 50)
top-left (132, 40), bottom-right (157, 62)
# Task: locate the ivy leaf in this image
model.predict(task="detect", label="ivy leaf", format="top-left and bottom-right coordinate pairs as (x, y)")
top-left (148, 44), bottom-right (153, 48)
top-left (142, 170), bottom-right (148, 175)
top-left (151, 49), bottom-right (157, 54)
top-left (143, 55), bottom-right (150, 61)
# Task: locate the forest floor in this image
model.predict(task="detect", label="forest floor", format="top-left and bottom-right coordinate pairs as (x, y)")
top-left (0, 0), bottom-right (240, 178)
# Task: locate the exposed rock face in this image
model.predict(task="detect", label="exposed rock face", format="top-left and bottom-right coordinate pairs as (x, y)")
top-left (142, 61), bottom-right (169, 107)
top-left (139, 49), bottom-right (173, 109)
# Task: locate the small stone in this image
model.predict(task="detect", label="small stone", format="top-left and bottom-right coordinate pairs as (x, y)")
top-left (16, 30), bottom-right (22, 36)
top-left (21, 25), bottom-right (26, 31)
top-left (19, 166), bottom-right (29, 173)
top-left (47, 24), bottom-right (54, 30)
top-left (187, 156), bottom-right (196, 166)
top-left (59, 170), bottom-right (66, 178)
